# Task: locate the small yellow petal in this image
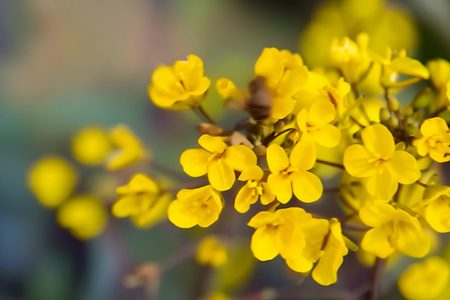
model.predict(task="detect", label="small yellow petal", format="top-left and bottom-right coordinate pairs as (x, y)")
top-left (387, 151), bottom-right (421, 184)
top-left (361, 124), bottom-right (395, 159)
top-left (289, 135), bottom-right (316, 170)
top-left (224, 145), bottom-right (257, 172)
top-left (267, 144), bottom-right (289, 173)
top-left (267, 173), bottom-right (292, 204)
top-left (180, 148), bottom-right (211, 177)
top-left (198, 134), bottom-right (228, 153)
top-left (251, 226), bottom-right (279, 261)
top-left (208, 159), bottom-right (235, 191)
top-left (292, 171), bottom-right (323, 203)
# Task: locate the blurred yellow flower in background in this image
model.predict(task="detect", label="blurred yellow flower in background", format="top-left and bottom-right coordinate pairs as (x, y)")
top-left (27, 155), bottom-right (78, 208)
top-left (56, 195), bottom-right (107, 240)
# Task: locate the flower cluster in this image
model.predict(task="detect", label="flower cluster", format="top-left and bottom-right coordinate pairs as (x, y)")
top-left (142, 29), bottom-right (450, 295)
top-left (26, 1), bottom-right (450, 298)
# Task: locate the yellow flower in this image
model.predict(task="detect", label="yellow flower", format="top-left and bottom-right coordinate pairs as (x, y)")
top-left (56, 195), bottom-right (107, 240)
top-left (312, 219), bottom-right (350, 286)
top-left (247, 207), bottom-right (328, 273)
top-left (196, 235), bottom-right (228, 267)
top-left (112, 174), bottom-right (171, 228)
top-left (378, 48), bottom-right (429, 88)
top-left (343, 123), bottom-right (421, 199)
top-left (427, 58), bottom-right (450, 107)
top-left (267, 139), bottom-right (322, 204)
top-left (254, 48), bottom-right (308, 122)
top-left (398, 256), bottom-right (450, 300)
top-left (107, 125), bottom-right (147, 170)
top-left (27, 155), bottom-right (78, 208)
top-left (235, 165), bottom-right (275, 213)
top-left (359, 201), bottom-right (430, 258)
top-left (148, 54), bottom-right (210, 110)
top-left (413, 117), bottom-right (450, 163)
top-left (180, 135), bottom-right (257, 191)
top-left (71, 125), bottom-right (112, 165)
top-left (296, 98), bottom-right (341, 148)
top-left (330, 33), bottom-right (372, 84)
top-left (168, 185), bottom-right (223, 228)
top-left (421, 185), bottom-right (450, 233)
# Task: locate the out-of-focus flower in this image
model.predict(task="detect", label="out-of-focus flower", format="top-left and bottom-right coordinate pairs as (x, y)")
top-left (300, 0), bottom-right (418, 67)
top-left (148, 54), bottom-right (210, 110)
top-left (330, 34), bottom-right (372, 84)
top-left (112, 174), bottom-right (171, 228)
top-left (235, 165), bottom-right (274, 213)
top-left (359, 201), bottom-right (430, 258)
top-left (180, 134), bottom-right (256, 191)
top-left (71, 125), bottom-right (112, 165)
top-left (56, 195), bottom-right (107, 240)
top-left (413, 117), bottom-right (450, 163)
top-left (27, 155), bottom-right (78, 208)
top-left (344, 124), bottom-right (421, 199)
top-left (427, 58), bottom-right (450, 107)
top-left (168, 185), bottom-right (223, 228)
top-left (398, 256), bottom-right (450, 300)
top-left (107, 124), bottom-right (148, 170)
top-left (196, 235), bottom-right (228, 267)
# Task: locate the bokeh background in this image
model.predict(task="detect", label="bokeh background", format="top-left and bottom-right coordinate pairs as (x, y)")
top-left (1, 0), bottom-right (450, 299)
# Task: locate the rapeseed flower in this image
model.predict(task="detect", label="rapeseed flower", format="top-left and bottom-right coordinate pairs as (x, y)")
top-left (112, 174), bottom-right (171, 228)
top-left (148, 54), bottom-right (210, 110)
top-left (180, 134), bottom-right (256, 191)
top-left (56, 195), bottom-right (107, 240)
top-left (344, 123), bottom-right (421, 199)
top-left (413, 117), bottom-right (450, 163)
top-left (235, 165), bottom-right (274, 213)
top-left (168, 185), bottom-right (223, 228)
top-left (71, 125), bottom-right (112, 165)
top-left (359, 201), bottom-right (430, 258)
top-left (196, 235), bottom-right (228, 267)
top-left (107, 125), bottom-right (147, 170)
top-left (267, 140), bottom-right (322, 204)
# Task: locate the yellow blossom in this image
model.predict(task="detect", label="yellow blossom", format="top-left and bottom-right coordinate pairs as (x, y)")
top-left (398, 256), bottom-right (450, 300)
top-left (168, 185), bottom-right (223, 228)
top-left (196, 235), bottom-right (228, 267)
top-left (148, 54), bottom-right (210, 110)
top-left (112, 174), bottom-right (171, 228)
top-left (180, 135), bottom-right (257, 191)
top-left (56, 195), bottom-right (107, 240)
top-left (378, 48), bottom-right (429, 88)
top-left (427, 58), bottom-right (450, 107)
top-left (253, 48), bottom-right (308, 122)
top-left (248, 207), bottom-right (328, 273)
top-left (420, 185), bottom-right (450, 233)
top-left (312, 219), bottom-right (350, 286)
top-left (71, 125), bottom-right (112, 165)
top-left (343, 123), bottom-right (421, 199)
top-left (330, 33), bottom-right (372, 84)
top-left (235, 165), bottom-right (274, 213)
top-left (413, 117), bottom-right (450, 163)
top-left (359, 201), bottom-right (430, 258)
top-left (296, 98), bottom-right (341, 148)
top-left (267, 140), bottom-right (322, 204)
top-left (27, 155), bottom-right (78, 208)
top-left (107, 125), bottom-right (147, 170)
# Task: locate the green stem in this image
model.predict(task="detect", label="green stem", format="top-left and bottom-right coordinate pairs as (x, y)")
top-left (197, 105), bottom-right (216, 125)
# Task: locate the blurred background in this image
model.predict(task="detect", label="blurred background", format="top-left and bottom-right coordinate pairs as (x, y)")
top-left (1, 0), bottom-right (449, 299)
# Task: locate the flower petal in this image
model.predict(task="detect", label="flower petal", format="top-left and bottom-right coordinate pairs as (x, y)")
top-left (267, 144), bottom-right (289, 173)
top-left (198, 134), bottom-right (228, 153)
top-left (208, 159), bottom-right (235, 191)
top-left (180, 148), bottom-right (211, 177)
top-left (289, 134), bottom-right (316, 170)
top-left (251, 227), bottom-right (280, 261)
top-left (224, 145), bottom-right (257, 172)
top-left (343, 144), bottom-right (377, 177)
top-left (292, 171), bottom-right (323, 203)
top-left (361, 225), bottom-right (395, 258)
top-left (268, 173), bottom-right (292, 204)
top-left (361, 124), bottom-right (395, 159)
top-left (387, 151), bottom-right (421, 184)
